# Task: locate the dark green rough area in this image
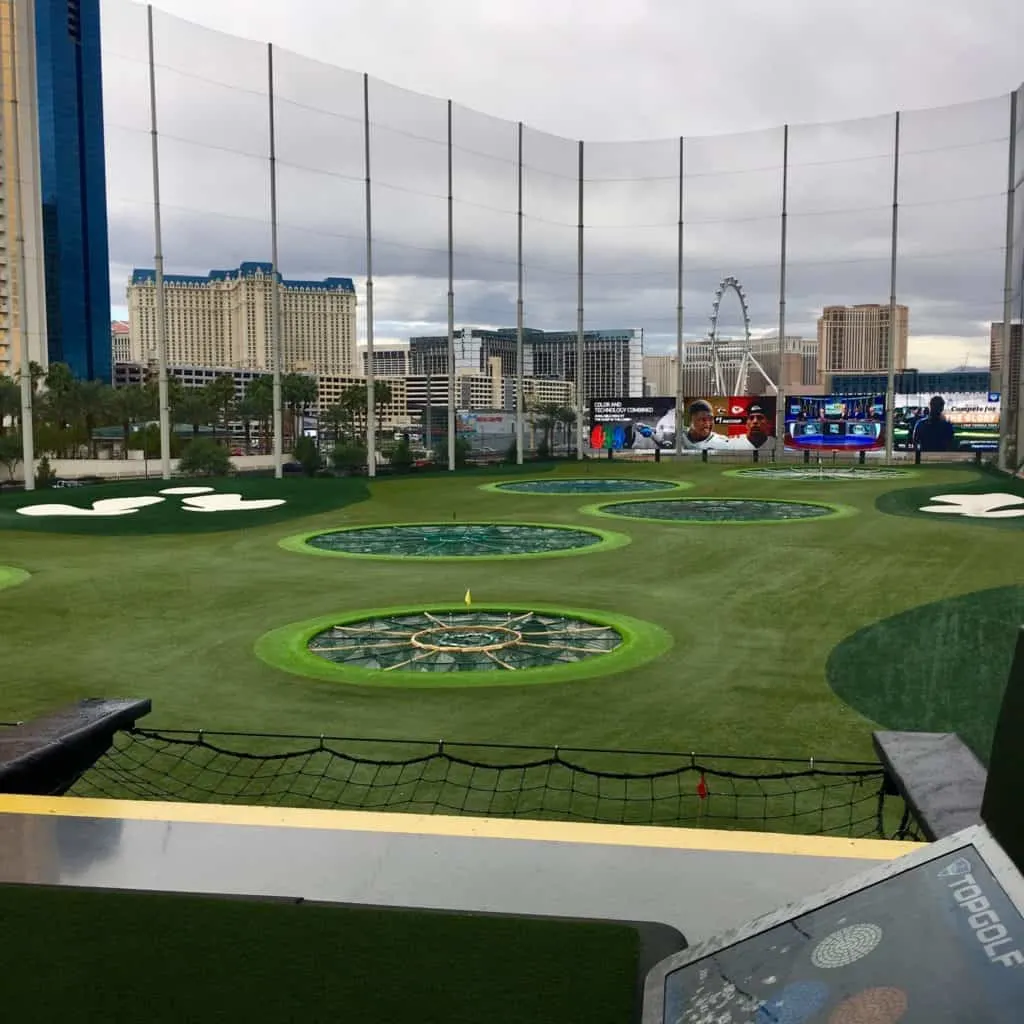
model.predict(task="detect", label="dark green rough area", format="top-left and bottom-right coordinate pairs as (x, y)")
top-left (875, 470), bottom-right (1024, 531)
top-left (827, 585), bottom-right (1024, 764)
top-left (0, 477), bottom-right (369, 535)
top-left (0, 883), bottom-right (639, 1024)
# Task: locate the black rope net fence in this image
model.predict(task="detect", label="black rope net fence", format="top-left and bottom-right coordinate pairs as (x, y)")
top-left (70, 728), bottom-right (920, 840)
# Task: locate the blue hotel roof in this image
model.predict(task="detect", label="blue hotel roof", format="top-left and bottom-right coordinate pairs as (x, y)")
top-left (131, 262), bottom-right (355, 292)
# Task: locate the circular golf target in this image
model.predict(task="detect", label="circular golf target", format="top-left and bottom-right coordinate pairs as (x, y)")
top-left (726, 467), bottom-right (912, 481)
top-left (0, 566), bottom-right (29, 591)
top-left (585, 497), bottom-right (846, 525)
top-left (828, 987), bottom-right (908, 1024)
top-left (811, 923), bottom-right (883, 969)
top-left (482, 477), bottom-right (687, 496)
top-left (254, 603), bottom-right (673, 689)
top-left (308, 609), bottom-right (622, 673)
top-left (284, 522), bottom-right (627, 560)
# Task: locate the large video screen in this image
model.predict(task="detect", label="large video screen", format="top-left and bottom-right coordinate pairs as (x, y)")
top-left (589, 398), bottom-right (677, 450)
top-left (679, 396), bottom-right (777, 452)
top-left (785, 394), bottom-right (885, 451)
top-left (893, 393), bottom-right (1001, 453)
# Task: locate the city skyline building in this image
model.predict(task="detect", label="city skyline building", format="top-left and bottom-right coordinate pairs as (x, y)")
top-left (127, 262), bottom-right (358, 376)
top-left (0, 0), bottom-right (48, 378)
top-left (817, 304), bottom-right (909, 383)
top-left (34, 0), bottom-right (111, 381)
top-left (407, 327), bottom-right (642, 401)
top-left (990, 322), bottom-right (1021, 398)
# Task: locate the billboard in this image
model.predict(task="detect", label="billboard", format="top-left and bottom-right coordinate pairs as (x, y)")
top-left (679, 396), bottom-right (777, 451)
top-left (784, 394), bottom-right (885, 451)
top-left (893, 393), bottom-right (1001, 452)
top-left (589, 398), bottom-right (677, 450)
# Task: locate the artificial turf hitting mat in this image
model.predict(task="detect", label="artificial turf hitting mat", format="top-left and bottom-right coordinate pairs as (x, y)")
top-left (827, 584), bottom-right (1024, 764)
top-left (279, 522), bottom-right (630, 560)
top-left (481, 477), bottom-right (689, 495)
top-left (0, 883), bottom-right (641, 1024)
top-left (584, 497), bottom-right (849, 525)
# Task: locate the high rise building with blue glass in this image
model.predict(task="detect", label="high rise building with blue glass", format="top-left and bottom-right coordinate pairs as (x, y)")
top-left (33, 0), bottom-right (111, 381)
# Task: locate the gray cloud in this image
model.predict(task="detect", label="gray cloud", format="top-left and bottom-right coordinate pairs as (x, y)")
top-left (102, 0), bottom-right (1024, 370)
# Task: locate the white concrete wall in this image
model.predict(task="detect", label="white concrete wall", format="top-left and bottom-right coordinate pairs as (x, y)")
top-left (1, 454), bottom-right (282, 482)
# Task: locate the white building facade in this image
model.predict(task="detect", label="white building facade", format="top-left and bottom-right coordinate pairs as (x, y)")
top-left (127, 262), bottom-right (357, 376)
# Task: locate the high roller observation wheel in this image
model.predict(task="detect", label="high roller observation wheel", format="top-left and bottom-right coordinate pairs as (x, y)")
top-left (708, 276), bottom-right (752, 394)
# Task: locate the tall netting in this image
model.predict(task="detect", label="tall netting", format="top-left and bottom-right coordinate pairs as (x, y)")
top-left (584, 139), bottom-right (679, 369)
top-left (682, 128), bottom-right (785, 392)
top-left (368, 80), bottom-right (448, 353)
top-left (70, 729), bottom-right (917, 839)
top-left (787, 114), bottom-right (895, 374)
top-left (148, 11), bottom-right (270, 288)
top-left (272, 50), bottom-right (366, 369)
top-left (99, 0), bottom-right (152, 310)
top-left (522, 126), bottom-right (580, 338)
top-left (898, 97), bottom-right (1009, 380)
top-left (451, 103), bottom-right (518, 340)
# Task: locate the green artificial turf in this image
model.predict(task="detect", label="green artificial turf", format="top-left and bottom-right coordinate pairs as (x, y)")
top-left (0, 476), bottom-right (370, 535)
top-left (0, 460), bottom-right (1020, 767)
top-left (875, 469), bottom-right (1024, 531)
top-left (827, 584), bottom-right (1024, 763)
top-left (0, 883), bottom-right (639, 1024)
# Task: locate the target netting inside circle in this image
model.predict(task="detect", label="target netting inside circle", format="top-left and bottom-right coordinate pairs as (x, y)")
top-left (308, 610), bottom-right (623, 673)
top-left (306, 524), bottom-right (603, 557)
top-left (597, 498), bottom-right (835, 522)
top-left (491, 478), bottom-right (680, 495)
top-left (731, 467), bottom-right (910, 481)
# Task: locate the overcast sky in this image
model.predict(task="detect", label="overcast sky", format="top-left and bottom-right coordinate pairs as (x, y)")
top-left (103, 0), bottom-right (1024, 371)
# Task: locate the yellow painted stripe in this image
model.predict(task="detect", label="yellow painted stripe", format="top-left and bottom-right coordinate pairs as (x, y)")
top-left (0, 794), bottom-right (921, 860)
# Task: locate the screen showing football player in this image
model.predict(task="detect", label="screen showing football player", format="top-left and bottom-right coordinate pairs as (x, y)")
top-left (680, 399), bottom-right (733, 450)
top-left (744, 402), bottom-right (773, 449)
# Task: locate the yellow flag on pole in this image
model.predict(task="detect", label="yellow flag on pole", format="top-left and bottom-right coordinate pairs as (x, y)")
top-left (464, 589), bottom-right (472, 607)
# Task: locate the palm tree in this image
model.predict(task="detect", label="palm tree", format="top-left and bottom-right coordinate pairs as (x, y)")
top-left (374, 380), bottom-right (393, 428)
top-left (340, 384), bottom-right (366, 440)
top-left (108, 386), bottom-right (154, 458)
top-left (235, 394), bottom-right (260, 454)
top-left (203, 374), bottom-right (237, 446)
top-left (74, 380), bottom-right (113, 458)
top-left (283, 373), bottom-right (318, 447)
top-left (175, 389), bottom-right (215, 438)
top-left (554, 405), bottom-right (577, 454)
top-left (246, 375), bottom-right (274, 453)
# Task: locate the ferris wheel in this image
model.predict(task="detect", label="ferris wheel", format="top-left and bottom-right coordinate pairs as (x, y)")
top-left (706, 276), bottom-right (776, 395)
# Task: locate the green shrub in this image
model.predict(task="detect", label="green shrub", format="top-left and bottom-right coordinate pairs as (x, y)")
top-left (178, 438), bottom-right (233, 477)
top-left (292, 436), bottom-right (322, 477)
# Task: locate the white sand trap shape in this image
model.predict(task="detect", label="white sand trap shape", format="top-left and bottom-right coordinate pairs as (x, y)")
top-left (182, 493), bottom-right (286, 513)
top-left (810, 923), bottom-right (883, 968)
top-left (919, 493), bottom-right (1024, 519)
top-left (16, 496), bottom-right (166, 518)
top-left (159, 486), bottom-right (215, 496)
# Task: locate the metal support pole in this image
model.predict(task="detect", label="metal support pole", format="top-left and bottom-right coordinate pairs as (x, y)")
top-left (776, 125), bottom-right (789, 456)
top-left (7, 0), bottom-right (34, 488)
top-left (675, 136), bottom-right (684, 456)
top-left (146, 7), bottom-right (171, 479)
top-left (267, 44), bottom-right (283, 479)
top-left (515, 122), bottom-right (525, 465)
top-left (363, 73), bottom-right (376, 477)
top-left (446, 100), bottom-right (455, 471)
top-left (999, 90), bottom-right (1018, 472)
top-left (576, 140), bottom-right (584, 459)
top-left (884, 111), bottom-right (901, 463)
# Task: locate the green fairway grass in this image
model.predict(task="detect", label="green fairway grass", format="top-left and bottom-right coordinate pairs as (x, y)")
top-left (0, 460), bottom-right (1019, 768)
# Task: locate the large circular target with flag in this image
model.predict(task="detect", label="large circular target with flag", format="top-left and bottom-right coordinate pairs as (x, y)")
top-left (254, 603), bottom-right (673, 688)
